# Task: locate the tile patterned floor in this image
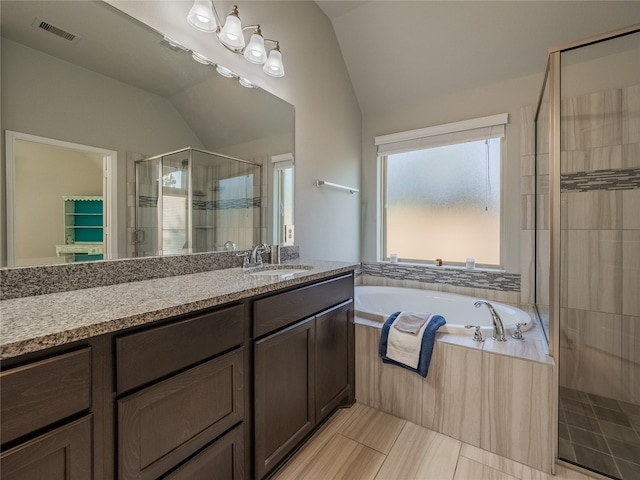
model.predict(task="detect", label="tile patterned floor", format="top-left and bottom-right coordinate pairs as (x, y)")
top-left (559, 387), bottom-right (640, 480)
top-left (274, 402), bottom-right (603, 480)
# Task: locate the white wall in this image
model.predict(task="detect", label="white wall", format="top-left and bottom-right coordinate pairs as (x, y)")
top-left (108, 1), bottom-right (363, 262)
top-left (361, 72), bottom-right (543, 273)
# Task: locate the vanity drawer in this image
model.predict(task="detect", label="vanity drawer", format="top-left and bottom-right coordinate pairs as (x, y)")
top-left (116, 303), bottom-right (244, 395)
top-left (118, 348), bottom-right (244, 480)
top-left (163, 423), bottom-right (244, 480)
top-left (1, 347), bottom-right (92, 445)
top-left (254, 273), bottom-right (353, 337)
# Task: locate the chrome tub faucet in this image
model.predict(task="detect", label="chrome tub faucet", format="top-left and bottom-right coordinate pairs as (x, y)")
top-left (474, 300), bottom-right (507, 342)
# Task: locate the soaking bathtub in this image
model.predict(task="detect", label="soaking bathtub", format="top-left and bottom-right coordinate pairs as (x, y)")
top-left (354, 285), bottom-right (532, 336)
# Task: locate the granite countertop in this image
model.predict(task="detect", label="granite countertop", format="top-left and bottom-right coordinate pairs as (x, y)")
top-left (0, 260), bottom-right (357, 360)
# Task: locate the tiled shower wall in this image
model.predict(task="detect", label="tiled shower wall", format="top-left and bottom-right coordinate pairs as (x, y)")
top-left (521, 84), bottom-right (640, 404)
top-left (560, 84), bottom-right (639, 404)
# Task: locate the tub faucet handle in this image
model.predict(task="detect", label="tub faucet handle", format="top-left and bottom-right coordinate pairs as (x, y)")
top-left (465, 325), bottom-right (484, 342)
top-left (511, 322), bottom-right (527, 340)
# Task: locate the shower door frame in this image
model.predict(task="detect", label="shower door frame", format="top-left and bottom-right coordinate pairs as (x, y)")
top-left (536, 22), bottom-right (640, 474)
top-left (542, 22), bottom-right (640, 362)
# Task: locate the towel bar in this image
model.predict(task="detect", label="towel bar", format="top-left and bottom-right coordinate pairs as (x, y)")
top-left (316, 180), bottom-right (359, 194)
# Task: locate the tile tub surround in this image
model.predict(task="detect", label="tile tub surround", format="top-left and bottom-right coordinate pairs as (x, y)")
top-left (0, 245), bottom-right (300, 300)
top-left (355, 321), bottom-right (556, 473)
top-left (0, 258), bottom-right (354, 359)
top-left (360, 262), bottom-right (521, 305)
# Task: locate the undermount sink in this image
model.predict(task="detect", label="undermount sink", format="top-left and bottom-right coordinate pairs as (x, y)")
top-left (247, 265), bottom-right (313, 277)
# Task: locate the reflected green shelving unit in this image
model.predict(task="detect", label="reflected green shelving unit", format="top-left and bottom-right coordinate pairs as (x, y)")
top-left (57, 196), bottom-right (104, 262)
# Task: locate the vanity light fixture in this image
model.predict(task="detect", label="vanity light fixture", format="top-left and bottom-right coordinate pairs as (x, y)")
top-left (186, 1), bottom-right (284, 77)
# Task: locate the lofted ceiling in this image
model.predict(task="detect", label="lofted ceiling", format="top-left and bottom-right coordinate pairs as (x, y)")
top-left (1, 0), bottom-right (292, 152)
top-left (315, 1), bottom-right (640, 115)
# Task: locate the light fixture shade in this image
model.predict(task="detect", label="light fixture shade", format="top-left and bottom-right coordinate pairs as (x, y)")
top-left (191, 52), bottom-right (211, 65)
top-left (243, 33), bottom-right (267, 64)
top-left (187, 0), bottom-right (216, 32)
top-left (219, 13), bottom-right (244, 49)
top-left (263, 48), bottom-right (285, 77)
top-left (216, 65), bottom-right (236, 78)
top-left (239, 77), bottom-right (257, 88)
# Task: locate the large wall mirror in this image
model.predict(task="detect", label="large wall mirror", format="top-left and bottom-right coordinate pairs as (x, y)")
top-left (1, 0), bottom-right (294, 267)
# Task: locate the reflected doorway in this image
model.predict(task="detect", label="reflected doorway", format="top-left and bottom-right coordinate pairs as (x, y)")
top-left (272, 153), bottom-right (294, 245)
top-left (5, 131), bottom-right (117, 266)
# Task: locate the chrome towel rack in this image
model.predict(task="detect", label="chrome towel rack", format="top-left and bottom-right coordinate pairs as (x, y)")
top-left (316, 180), bottom-right (359, 194)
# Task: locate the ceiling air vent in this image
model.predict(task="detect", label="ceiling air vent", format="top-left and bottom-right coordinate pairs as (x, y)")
top-left (35, 19), bottom-right (79, 42)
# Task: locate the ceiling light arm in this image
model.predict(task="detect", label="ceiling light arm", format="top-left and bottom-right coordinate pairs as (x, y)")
top-left (263, 38), bottom-right (280, 48)
top-left (208, 1), bottom-right (225, 30)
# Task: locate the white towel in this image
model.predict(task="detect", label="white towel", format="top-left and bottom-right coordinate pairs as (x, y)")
top-left (385, 312), bottom-right (433, 369)
top-left (393, 311), bottom-right (431, 334)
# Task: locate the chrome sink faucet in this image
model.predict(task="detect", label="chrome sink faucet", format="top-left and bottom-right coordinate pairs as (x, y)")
top-left (249, 243), bottom-right (270, 267)
top-left (474, 300), bottom-right (506, 342)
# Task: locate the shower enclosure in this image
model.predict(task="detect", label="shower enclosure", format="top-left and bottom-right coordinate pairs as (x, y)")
top-left (134, 148), bottom-right (262, 257)
top-left (535, 26), bottom-right (640, 479)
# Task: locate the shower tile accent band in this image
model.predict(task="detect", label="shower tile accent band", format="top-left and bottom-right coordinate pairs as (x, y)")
top-left (561, 167), bottom-right (640, 192)
top-left (138, 195), bottom-right (262, 210)
top-left (362, 262), bottom-right (521, 292)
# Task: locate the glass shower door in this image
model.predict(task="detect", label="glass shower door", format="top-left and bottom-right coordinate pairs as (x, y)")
top-left (134, 158), bottom-right (160, 257)
top-left (161, 151), bottom-right (191, 255)
top-left (556, 29), bottom-right (640, 480)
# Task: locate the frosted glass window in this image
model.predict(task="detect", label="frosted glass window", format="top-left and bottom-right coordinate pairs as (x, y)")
top-left (382, 137), bottom-right (501, 265)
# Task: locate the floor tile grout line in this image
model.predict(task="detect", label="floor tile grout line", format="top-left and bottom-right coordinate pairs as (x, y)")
top-left (370, 419), bottom-right (408, 456)
top-left (450, 443), bottom-right (465, 480)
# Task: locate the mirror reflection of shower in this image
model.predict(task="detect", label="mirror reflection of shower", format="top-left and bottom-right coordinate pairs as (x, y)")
top-left (134, 148), bottom-right (262, 257)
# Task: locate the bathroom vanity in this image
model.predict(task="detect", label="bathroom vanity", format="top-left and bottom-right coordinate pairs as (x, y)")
top-left (0, 261), bottom-right (356, 480)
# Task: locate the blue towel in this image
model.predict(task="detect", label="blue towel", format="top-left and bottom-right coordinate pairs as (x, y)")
top-left (379, 311), bottom-right (446, 378)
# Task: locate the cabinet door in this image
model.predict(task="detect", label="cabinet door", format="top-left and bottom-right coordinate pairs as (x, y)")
top-left (164, 424), bottom-right (244, 480)
top-left (118, 348), bottom-right (244, 480)
top-left (254, 317), bottom-right (315, 480)
top-left (0, 416), bottom-right (92, 480)
top-left (315, 300), bottom-right (354, 423)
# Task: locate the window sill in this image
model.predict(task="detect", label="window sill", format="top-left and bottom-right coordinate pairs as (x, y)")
top-left (380, 261), bottom-right (506, 274)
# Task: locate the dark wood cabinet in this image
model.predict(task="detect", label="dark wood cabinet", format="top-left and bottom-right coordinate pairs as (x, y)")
top-left (253, 274), bottom-right (355, 479)
top-left (254, 317), bottom-right (316, 480)
top-left (0, 348), bottom-right (91, 445)
top-left (118, 348), bottom-right (244, 480)
top-left (0, 347), bottom-right (94, 480)
top-left (164, 424), bottom-right (245, 480)
top-left (0, 416), bottom-right (92, 480)
top-left (315, 300), bottom-right (354, 423)
top-left (115, 303), bottom-right (244, 395)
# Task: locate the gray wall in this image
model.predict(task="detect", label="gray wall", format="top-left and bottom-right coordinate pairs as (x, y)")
top-left (1, 38), bottom-right (205, 260)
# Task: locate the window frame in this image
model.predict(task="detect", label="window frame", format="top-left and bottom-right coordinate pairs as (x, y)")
top-left (375, 114), bottom-right (508, 269)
